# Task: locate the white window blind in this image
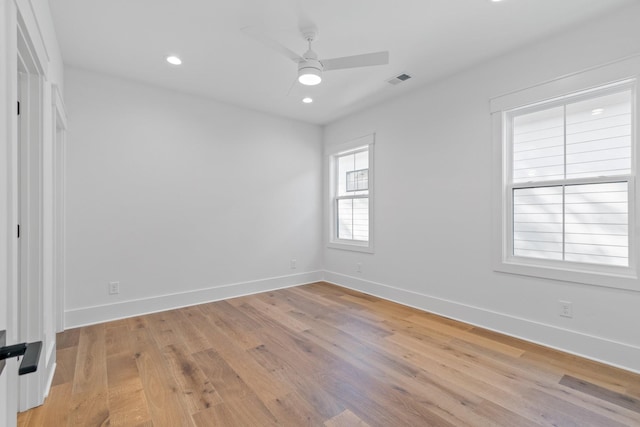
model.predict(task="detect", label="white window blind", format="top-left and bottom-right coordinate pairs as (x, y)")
top-left (509, 87), bottom-right (633, 267)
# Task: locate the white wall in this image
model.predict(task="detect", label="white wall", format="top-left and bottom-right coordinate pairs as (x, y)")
top-left (323, 3), bottom-right (640, 373)
top-left (64, 67), bottom-right (323, 327)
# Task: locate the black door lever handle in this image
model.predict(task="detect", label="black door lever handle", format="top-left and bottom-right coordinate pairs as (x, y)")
top-left (0, 337), bottom-right (42, 376)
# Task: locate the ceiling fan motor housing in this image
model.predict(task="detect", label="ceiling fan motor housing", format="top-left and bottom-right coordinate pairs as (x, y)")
top-left (298, 58), bottom-right (322, 73)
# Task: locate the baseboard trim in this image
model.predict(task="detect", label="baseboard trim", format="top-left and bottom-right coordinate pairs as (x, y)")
top-left (323, 270), bottom-right (640, 374)
top-left (43, 362), bottom-right (56, 399)
top-left (64, 271), bottom-right (324, 329)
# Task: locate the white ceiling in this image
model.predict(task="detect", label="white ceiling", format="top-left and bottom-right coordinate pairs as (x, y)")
top-left (50, 0), bottom-right (635, 125)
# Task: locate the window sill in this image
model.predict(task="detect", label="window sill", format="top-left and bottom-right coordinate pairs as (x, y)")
top-left (494, 257), bottom-right (639, 292)
top-left (328, 241), bottom-right (374, 254)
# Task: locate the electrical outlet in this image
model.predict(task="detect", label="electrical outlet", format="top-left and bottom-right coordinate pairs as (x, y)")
top-left (290, 259), bottom-right (297, 269)
top-left (356, 262), bottom-right (362, 273)
top-left (559, 300), bottom-right (572, 318)
top-left (109, 281), bottom-right (120, 295)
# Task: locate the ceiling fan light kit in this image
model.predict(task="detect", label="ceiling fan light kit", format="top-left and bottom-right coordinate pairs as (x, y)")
top-left (298, 59), bottom-right (322, 85)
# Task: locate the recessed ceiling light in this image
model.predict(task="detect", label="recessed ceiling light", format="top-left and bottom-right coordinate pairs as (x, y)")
top-left (302, 97), bottom-right (313, 104)
top-left (166, 56), bottom-right (182, 65)
top-left (592, 108), bottom-right (604, 115)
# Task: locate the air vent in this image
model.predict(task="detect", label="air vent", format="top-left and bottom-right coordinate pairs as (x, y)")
top-left (387, 73), bottom-right (412, 85)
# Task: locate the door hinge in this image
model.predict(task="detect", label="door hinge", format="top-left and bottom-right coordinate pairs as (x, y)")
top-left (17, 101), bottom-right (20, 116)
top-left (17, 224), bottom-right (20, 238)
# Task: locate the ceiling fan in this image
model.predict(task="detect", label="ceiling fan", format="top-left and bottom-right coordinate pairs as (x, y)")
top-left (243, 27), bottom-right (389, 86)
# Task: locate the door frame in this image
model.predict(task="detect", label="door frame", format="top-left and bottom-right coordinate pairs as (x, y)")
top-left (17, 9), bottom-right (47, 412)
top-left (1, 1), bottom-right (59, 423)
top-left (0, 0), bottom-right (21, 423)
top-left (16, 5), bottom-right (57, 413)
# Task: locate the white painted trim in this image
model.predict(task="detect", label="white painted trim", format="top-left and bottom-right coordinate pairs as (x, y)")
top-left (42, 362), bottom-right (55, 399)
top-left (52, 85), bottom-right (67, 129)
top-left (327, 134), bottom-right (375, 253)
top-left (0, 1), bottom-right (20, 425)
top-left (491, 58), bottom-right (640, 292)
top-left (490, 53), bottom-right (640, 112)
top-left (15, 6), bottom-right (44, 76)
top-left (65, 271), bottom-right (324, 328)
top-left (323, 270), bottom-right (640, 374)
top-left (17, 38), bottom-right (47, 413)
top-left (37, 342), bottom-right (55, 402)
top-left (15, 0), bottom-right (48, 73)
top-left (51, 84), bottom-right (66, 333)
top-left (15, 7), bottom-right (60, 410)
top-left (25, 0), bottom-right (50, 63)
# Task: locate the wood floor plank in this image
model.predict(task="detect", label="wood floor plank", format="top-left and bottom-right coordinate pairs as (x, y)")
top-left (72, 324), bottom-right (107, 395)
top-left (192, 397), bottom-right (277, 427)
top-left (105, 324), bottom-right (131, 357)
top-left (267, 369), bottom-right (346, 421)
top-left (184, 305), bottom-right (293, 401)
top-left (523, 387), bottom-right (630, 427)
top-left (191, 349), bottom-right (255, 401)
top-left (520, 346), bottom-right (635, 393)
top-left (276, 287), bottom-right (342, 318)
top-left (67, 390), bottom-right (110, 426)
top-left (56, 328), bottom-right (80, 350)
top-left (560, 374), bottom-right (640, 414)
top-left (145, 310), bottom-right (183, 349)
top-left (107, 379), bottom-right (151, 427)
top-left (472, 400), bottom-right (541, 427)
top-left (628, 383), bottom-right (640, 399)
top-left (19, 383), bottom-right (72, 427)
top-left (191, 404), bottom-right (241, 427)
top-left (244, 297), bottom-right (311, 333)
top-left (131, 328), bottom-right (195, 427)
top-left (265, 391), bottom-right (328, 426)
top-left (17, 282), bottom-right (640, 427)
top-left (106, 353), bottom-right (140, 389)
top-left (16, 411), bottom-right (30, 427)
top-left (325, 409), bottom-right (371, 427)
top-left (172, 312), bottom-right (212, 354)
top-left (298, 312), bottom-right (493, 426)
top-left (319, 370), bottom-right (459, 427)
top-left (127, 315), bottom-right (149, 330)
top-left (161, 343), bottom-right (223, 413)
top-left (255, 290), bottom-right (298, 312)
top-left (51, 346), bottom-right (77, 387)
top-left (198, 301), bottom-right (264, 349)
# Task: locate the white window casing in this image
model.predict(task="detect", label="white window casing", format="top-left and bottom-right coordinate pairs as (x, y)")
top-left (491, 55), bottom-right (640, 291)
top-left (328, 134), bottom-right (375, 253)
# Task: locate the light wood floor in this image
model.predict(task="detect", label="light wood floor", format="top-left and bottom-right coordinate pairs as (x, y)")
top-left (18, 282), bottom-right (640, 426)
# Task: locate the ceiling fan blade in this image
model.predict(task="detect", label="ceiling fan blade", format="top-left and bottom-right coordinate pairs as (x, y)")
top-left (321, 51), bottom-right (389, 71)
top-left (285, 77), bottom-right (298, 96)
top-left (241, 26), bottom-right (303, 63)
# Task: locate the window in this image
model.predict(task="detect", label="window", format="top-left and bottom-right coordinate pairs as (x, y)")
top-left (491, 56), bottom-right (640, 290)
top-left (510, 88), bottom-right (632, 267)
top-left (328, 135), bottom-right (374, 252)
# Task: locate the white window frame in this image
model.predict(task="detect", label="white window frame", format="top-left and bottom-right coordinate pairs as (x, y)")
top-left (327, 134), bottom-right (375, 253)
top-left (491, 55), bottom-right (640, 291)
